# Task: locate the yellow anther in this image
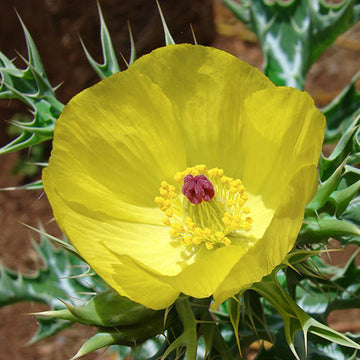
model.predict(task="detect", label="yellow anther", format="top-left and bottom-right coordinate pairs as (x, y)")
top-left (221, 176), bottom-right (232, 185)
top-left (193, 236), bottom-right (202, 245)
top-left (222, 237), bottom-right (231, 246)
top-left (155, 196), bottom-right (164, 205)
top-left (230, 186), bottom-right (238, 194)
top-left (208, 168), bottom-right (222, 178)
top-left (182, 237), bottom-right (193, 246)
top-left (246, 217), bottom-right (253, 224)
top-left (163, 199), bottom-right (171, 207)
top-left (238, 185), bottom-right (245, 194)
top-left (195, 227), bottom-right (204, 236)
top-left (242, 207), bottom-right (251, 214)
top-left (195, 164), bottom-right (207, 173)
top-left (185, 216), bottom-right (194, 226)
top-left (165, 209), bottom-right (173, 218)
top-left (205, 242), bottom-right (214, 250)
top-left (241, 193), bottom-right (248, 200)
top-left (161, 181), bottom-right (169, 189)
top-left (242, 222), bottom-right (252, 231)
top-left (222, 217), bottom-right (231, 226)
top-left (169, 191), bottom-right (177, 199)
top-left (236, 199), bottom-right (245, 207)
top-left (227, 200), bottom-right (236, 206)
top-left (231, 179), bottom-right (242, 187)
top-left (215, 231), bottom-right (225, 240)
top-left (169, 229), bottom-right (178, 237)
top-left (168, 185), bottom-right (176, 192)
top-left (174, 172), bottom-right (183, 182)
top-left (187, 167), bottom-right (198, 176)
top-left (162, 218), bottom-right (171, 226)
top-left (160, 189), bottom-right (168, 197)
top-left (203, 228), bottom-right (212, 237)
top-left (171, 223), bottom-right (184, 232)
top-left (233, 215), bottom-right (242, 224)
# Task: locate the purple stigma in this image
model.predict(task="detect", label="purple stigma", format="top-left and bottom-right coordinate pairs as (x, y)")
top-left (182, 174), bottom-right (215, 205)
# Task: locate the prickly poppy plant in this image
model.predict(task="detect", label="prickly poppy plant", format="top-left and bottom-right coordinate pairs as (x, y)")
top-left (1, 2), bottom-right (360, 359)
top-left (43, 44), bottom-right (325, 310)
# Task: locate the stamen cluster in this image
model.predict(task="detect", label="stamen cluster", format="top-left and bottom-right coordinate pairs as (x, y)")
top-left (155, 165), bottom-right (253, 250)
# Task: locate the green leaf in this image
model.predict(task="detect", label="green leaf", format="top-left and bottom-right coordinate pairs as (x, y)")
top-left (306, 158), bottom-right (346, 213)
top-left (343, 196), bottom-right (360, 229)
top-left (71, 332), bottom-right (125, 360)
top-left (329, 180), bottom-right (360, 216)
top-left (320, 115), bottom-right (360, 181)
top-left (80, 2), bottom-right (120, 79)
top-left (156, 0), bottom-right (176, 45)
top-left (322, 72), bottom-right (360, 143)
top-left (0, 179), bottom-right (43, 191)
top-left (0, 231), bottom-right (105, 343)
top-left (252, 274), bottom-right (360, 360)
top-left (161, 297), bottom-right (197, 360)
top-left (65, 288), bottom-right (163, 327)
top-left (0, 17), bottom-right (64, 154)
top-left (300, 213), bottom-right (360, 244)
top-left (224, 0), bottom-right (360, 89)
top-left (0, 235), bottom-right (103, 308)
top-left (29, 317), bottom-right (73, 344)
top-left (306, 334), bottom-right (360, 360)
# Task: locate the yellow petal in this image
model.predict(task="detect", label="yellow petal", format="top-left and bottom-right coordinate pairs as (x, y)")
top-left (43, 187), bottom-right (179, 309)
top-left (238, 86), bottom-right (325, 206)
top-left (131, 44), bottom-right (274, 170)
top-left (44, 170), bottom-right (196, 277)
top-left (212, 162), bottom-right (323, 309)
top-left (44, 67), bottom-right (186, 211)
top-left (211, 88), bottom-right (325, 308)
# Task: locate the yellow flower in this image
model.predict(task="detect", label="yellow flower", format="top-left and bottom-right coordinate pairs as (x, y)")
top-left (43, 44), bottom-right (325, 310)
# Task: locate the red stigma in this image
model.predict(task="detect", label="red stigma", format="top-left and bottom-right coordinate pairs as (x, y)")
top-left (182, 174), bottom-right (215, 205)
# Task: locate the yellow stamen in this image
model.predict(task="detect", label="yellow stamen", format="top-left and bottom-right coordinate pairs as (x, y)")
top-left (156, 165), bottom-right (253, 250)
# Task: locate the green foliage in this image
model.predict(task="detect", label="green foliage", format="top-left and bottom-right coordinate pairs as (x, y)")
top-left (322, 72), bottom-right (360, 143)
top-left (300, 113), bottom-right (360, 246)
top-left (0, 232), bottom-right (105, 342)
top-left (80, 3), bottom-right (121, 79)
top-left (223, 0), bottom-right (360, 89)
top-left (0, 15), bottom-right (63, 155)
top-left (0, 235), bottom-right (101, 308)
top-left (252, 273), bottom-right (360, 360)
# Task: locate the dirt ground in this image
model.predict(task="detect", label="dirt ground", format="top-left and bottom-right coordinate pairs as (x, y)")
top-left (0, 1), bottom-right (359, 359)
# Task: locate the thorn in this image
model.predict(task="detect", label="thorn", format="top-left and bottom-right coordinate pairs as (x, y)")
top-left (190, 24), bottom-right (198, 45)
top-left (156, 0), bottom-right (175, 45)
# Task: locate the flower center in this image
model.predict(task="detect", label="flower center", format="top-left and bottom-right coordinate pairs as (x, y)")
top-left (155, 165), bottom-right (253, 250)
top-left (182, 174), bottom-right (215, 204)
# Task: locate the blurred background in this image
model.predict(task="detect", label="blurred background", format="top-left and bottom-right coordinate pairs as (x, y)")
top-left (0, 0), bottom-right (359, 359)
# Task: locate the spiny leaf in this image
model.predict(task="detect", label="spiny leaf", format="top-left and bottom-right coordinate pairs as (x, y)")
top-left (224, 0), bottom-right (360, 88)
top-left (71, 332), bottom-right (123, 360)
top-left (0, 179), bottom-right (43, 191)
top-left (161, 297), bottom-right (197, 360)
top-left (0, 16), bottom-right (63, 154)
top-left (322, 72), bottom-right (360, 143)
top-left (15, 11), bottom-right (46, 76)
top-left (252, 274), bottom-right (360, 360)
top-left (29, 317), bottom-right (73, 344)
top-left (80, 2), bottom-right (120, 79)
top-left (0, 234), bottom-right (103, 309)
top-left (156, 0), bottom-right (176, 45)
top-left (65, 288), bottom-right (163, 328)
